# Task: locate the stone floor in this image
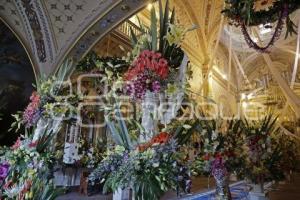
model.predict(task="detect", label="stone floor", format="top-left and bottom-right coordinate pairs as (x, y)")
top-left (57, 174), bottom-right (300, 200)
top-left (56, 176), bottom-right (216, 200)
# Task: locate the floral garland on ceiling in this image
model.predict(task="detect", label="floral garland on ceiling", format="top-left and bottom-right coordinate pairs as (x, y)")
top-left (222, 0), bottom-right (300, 52)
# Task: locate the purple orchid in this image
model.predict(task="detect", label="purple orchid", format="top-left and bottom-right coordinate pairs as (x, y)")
top-left (0, 162), bottom-right (10, 181)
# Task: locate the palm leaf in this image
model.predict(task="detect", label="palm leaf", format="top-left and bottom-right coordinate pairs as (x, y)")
top-left (159, 0), bottom-right (164, 51)
top-left (150, 6), bottom-right (158, 51)
top-left (105, 106), bottom-right (133, 150)
top-left (36, 130), bottom-right (55, 153)
top-left (170, 8), bottom-right (175, 24)
top-left (115, 106), bottom-right (133, 150)
top-left (130, 27), bottom-right (138, 46)
top-left (105, 118), bottom-right (123, 146)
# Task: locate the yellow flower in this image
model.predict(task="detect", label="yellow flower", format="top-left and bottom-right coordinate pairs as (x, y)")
top-left (44, 103), bottom-right (54, 113)
top-left (165, 24), bottom-right (198, 46)
top-left (165, 24), bottom-right (187, 46)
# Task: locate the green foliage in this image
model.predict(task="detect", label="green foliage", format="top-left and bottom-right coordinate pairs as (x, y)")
top-left (244, 114), bottom-right (278, 136)
top-left (76, 51), bottom-right (128, 75)
top-left (29, 179), bottom-right (64, 200)
top-left (129, 0), bottom-right (185, 68)
top-left (243, 114), bottom-right (286, 184)
top-left (101, 139), bottom-right (181, 200)
top-left (105, 105), bottom-right (135, 151)
top-left (0, 134), bottom-right (60, 200)
top-left (173, 119), bottom-right (202, 145)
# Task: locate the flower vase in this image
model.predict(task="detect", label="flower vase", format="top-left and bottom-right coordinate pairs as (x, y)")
top-left (159, 91), bottom-right (184, 125)
top-left (113, 187), bottom-right (131, 200)
top-left (213, 174), bottom-right (232, 200)
top-left (141, 90), bottom-right (158, 142)
top-left (32, 117), bottom-right (63, 142)
top-left (32, 118), bottom-right (49, 142)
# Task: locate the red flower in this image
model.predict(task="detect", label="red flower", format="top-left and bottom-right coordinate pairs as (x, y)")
top-left (214, 152), bottom-right (223, 159)
top-left (137, 132), bottom-right (171, 152)
top-left (124, 50), bottom-right (169, 81)
top-left (156, 66), bottom-right (169, 79)
top-left (150, 132), bottom-right (171, 144)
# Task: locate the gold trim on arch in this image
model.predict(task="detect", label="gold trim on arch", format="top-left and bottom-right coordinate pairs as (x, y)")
top-left (77, 2), bottom-right (152, 66)
top-left (0, 17), bottom-right (39, 81)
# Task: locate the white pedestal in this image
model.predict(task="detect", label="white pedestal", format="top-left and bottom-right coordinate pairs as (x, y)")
top-left (249, 184), bottom-right (268, 200)
top-left (113, 188), bottom-right (131, 200)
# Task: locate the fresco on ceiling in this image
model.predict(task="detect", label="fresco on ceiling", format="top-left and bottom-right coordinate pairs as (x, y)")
top-left (0, 21), bottom-right (35, 146)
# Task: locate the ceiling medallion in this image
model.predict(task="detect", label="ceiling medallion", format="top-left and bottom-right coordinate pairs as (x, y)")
top-left (222, 0), bottom-right (300, 52)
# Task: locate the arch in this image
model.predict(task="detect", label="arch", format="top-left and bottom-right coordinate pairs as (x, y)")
top-left (0, 20), bottom-right (36, 145)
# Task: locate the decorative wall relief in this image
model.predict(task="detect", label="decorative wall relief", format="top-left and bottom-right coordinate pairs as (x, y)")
top-left (20, 0), bottom-right (46, 62)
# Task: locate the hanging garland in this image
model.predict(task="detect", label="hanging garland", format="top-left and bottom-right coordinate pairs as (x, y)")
top-left (222, 0), bottom-right (300, 52)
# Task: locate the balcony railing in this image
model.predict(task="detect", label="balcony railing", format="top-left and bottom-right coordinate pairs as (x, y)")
top-left (116, 20), bottom-right (143, 39)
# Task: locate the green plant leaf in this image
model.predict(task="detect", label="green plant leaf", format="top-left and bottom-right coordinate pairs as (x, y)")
top-left (150, 6), bottom-right (158, 51)
top-left (130, 26), bottom-right (138, 46)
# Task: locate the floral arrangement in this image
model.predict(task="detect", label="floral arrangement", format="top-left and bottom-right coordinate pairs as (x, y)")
top-left (124, 50), bottom-right (169, 99)
top-left (75, 138), bottom-right (105, 169)
top-left (11, 60), bottom-right (77, 131)
top-left (122, 0), bottom-right (195, 100)
top-left (90, 104), bottom-right (191, 199)
top-left (76, 51), bottom-right (129, 97)
top-left (222, 0), bottom-right (300, 52)
top-left (273, 133), bottom-right (300, 173)
top-left (193, 119), bottom-right (246, 199)
top-left (243, 115), bottom-right (283, 185)
top-left (198, 119), bottom-right (246, 178)
top-left (90, 133), bottom-right (190, 200)
top-left (0, 134), bottom-right (63, 199)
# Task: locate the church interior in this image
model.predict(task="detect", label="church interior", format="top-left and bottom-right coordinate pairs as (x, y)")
top-left (0, 0), bottom-right (300, 199)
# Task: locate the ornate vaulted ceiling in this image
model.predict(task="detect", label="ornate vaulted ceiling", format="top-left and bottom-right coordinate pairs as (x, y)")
top-left (0, 0), bottom-right (151, 77)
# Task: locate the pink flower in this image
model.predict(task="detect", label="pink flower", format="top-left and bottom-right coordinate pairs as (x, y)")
top-left (29, 141), bottom-right (38, 148)
top-left (23, 91), bottom-right (41, 127)
top-left (11, 137), bottom-right (21, 150)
